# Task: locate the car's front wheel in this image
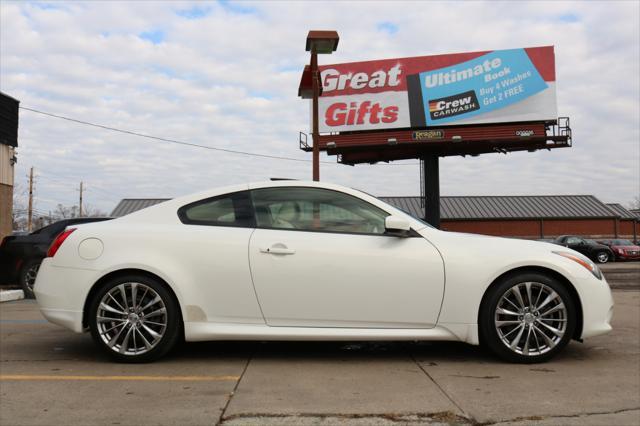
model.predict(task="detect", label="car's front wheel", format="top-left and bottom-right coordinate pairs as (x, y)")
top-left (480, 272), bottom-right (576, 363)
top-left (595, 251), bottom-right (610, 264)
top-left (88, 275), bottom-right (181, 363)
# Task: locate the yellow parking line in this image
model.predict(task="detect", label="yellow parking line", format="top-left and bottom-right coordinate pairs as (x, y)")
top-left (0, 374), bottom-right (240, 382)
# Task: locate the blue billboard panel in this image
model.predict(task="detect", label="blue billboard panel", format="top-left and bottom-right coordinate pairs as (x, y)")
top-left (419, 49), bottom-right (548, 125)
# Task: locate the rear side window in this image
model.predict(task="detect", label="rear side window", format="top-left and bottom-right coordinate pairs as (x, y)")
top-left (178, 191), bottom-right (254, 228)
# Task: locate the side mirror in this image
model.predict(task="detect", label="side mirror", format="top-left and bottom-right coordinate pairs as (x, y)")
top-left (385, 216), bottom-right (411, 237)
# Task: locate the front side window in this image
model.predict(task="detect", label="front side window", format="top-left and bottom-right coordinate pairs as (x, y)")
top-left (251, 187), bottom-right (389, 235)
top-left (567, 237), bottom-right (583, 245)
top-left (178, 191), bottom-right (254, 227)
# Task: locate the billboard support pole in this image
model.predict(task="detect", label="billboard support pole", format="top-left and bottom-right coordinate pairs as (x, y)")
top-left (311, 48), bottom-right (320, 182)
top-left (422, 155), bottom-right (440, 229)
top-left (301, 30), bottom-right (339, 181)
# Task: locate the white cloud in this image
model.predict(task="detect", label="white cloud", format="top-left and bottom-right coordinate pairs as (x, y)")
top-left (1, 0), bottom-right (638, 215)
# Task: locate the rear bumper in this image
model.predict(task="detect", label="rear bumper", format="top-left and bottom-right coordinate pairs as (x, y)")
top-left (34, 259), bottom-right (98, 333)
top-left (39, 308), bottom-right (84, 333)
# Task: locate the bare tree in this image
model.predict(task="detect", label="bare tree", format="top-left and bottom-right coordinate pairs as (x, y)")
top-left (83, 204), bottom-right (109, 217)
top-left (55, 204), bottom-right (79, 219)
top-left (12, 182), bottom-right (28, 231)
top-left (53, 203), bottom-right (108, 219)
top-left (627, 196), bottom-right (640, 211)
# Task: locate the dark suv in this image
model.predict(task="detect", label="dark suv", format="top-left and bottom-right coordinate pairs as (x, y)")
top-left (0, 217), bottom-right (111, 298)
top-left (553, 235), bottom-right (614, 264)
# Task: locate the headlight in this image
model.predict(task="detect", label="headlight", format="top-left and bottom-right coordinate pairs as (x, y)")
top-left (553, 251), bottom-right (603, 280)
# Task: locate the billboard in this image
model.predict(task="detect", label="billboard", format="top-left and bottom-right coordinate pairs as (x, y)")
top-left (317, 46), bottom-right (556, 133)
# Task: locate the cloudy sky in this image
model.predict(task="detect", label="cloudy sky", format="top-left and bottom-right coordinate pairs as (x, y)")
top-left (1, 0), bottom-right (638, 216)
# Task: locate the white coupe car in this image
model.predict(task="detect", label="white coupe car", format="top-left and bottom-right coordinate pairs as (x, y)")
top-left (34, 181), bottom-right (613, 363)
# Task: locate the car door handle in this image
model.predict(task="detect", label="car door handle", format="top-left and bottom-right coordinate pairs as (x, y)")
top-left (260, 245), bottom-right (296, 255)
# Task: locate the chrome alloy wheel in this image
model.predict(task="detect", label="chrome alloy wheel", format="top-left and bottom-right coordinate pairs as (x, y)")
top-left (494, 282), bottom-right (568, 356)
top-left (97, 283), bottom-right (167, 356)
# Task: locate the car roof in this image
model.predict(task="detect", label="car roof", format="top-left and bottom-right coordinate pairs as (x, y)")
top-left (115, 181), bottom-right (430, 231)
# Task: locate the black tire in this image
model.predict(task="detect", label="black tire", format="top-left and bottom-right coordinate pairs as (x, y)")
top-left (595, 251), bottom-right (610, 264)
top-left (20, 259), bottom-right (41, 299)
top-left (479, 272), bottom-right (576, 363)
top-left (88, 274), bottom-right (181, 363)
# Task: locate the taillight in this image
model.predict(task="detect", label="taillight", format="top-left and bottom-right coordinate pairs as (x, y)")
top-left (47, 228), bottom-right (76, 258)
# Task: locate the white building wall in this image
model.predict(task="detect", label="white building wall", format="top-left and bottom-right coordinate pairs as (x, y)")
top-left (0, 144), bottom-right (15, 186)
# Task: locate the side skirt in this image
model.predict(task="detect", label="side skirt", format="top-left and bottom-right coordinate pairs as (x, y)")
top-left (184, 322), bottom-right (479, 345)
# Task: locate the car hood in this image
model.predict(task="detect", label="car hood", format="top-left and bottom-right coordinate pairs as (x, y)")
top-left (416, 229), bottom-right (596, 283)
top-left (611, 245), bottom-right (640, 250)
top-left (420, 229), bottom-right (562, 258)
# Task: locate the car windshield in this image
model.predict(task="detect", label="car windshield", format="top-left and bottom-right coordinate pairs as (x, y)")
top-left (402, 212), bottom-right (434, 228)
top-left (612, 239), bottom-right (634, 246)
top-left (368, 195), bottom-right (434, 229)
top-left (384, 204), bottom-right (435, 229)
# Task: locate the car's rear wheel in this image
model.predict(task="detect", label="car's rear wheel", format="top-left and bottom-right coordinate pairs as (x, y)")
top-left (20, 259), bottom-right (41, 299)
top-left (480, 272), bottom-right (576, 363)
top-left (595, 251), bottom-right (610, 264)
top-left (88, 275), bottom-right (180, 363)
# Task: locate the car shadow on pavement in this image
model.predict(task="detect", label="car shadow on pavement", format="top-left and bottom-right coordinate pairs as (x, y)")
top-left (172, 340), bottom-right (493, 363)
top-left (1, 322), bottom-right (602, 365)
top-left (167, 338), bottom-right (601, 365)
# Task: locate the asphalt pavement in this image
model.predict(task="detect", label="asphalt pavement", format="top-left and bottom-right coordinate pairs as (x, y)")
top-left (0, 291), bottom-right (638, 426)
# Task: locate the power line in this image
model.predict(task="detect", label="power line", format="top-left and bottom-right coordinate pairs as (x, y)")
top-left (19, 106), bottom-right (335, 164)
top-left (35, 170), bottom-right (121, 198)
top-left (13, 208), bottom-right (50, 215)
top-left (19, 171), bottom-right (118, 212)
top-left (19, 106), bottom-right (419, 166)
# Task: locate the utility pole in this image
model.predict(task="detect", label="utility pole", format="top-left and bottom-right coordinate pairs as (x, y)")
top-left (79, 181), bottom-right (84, 217)
top-left (27, 167), bottom-right (34, 232)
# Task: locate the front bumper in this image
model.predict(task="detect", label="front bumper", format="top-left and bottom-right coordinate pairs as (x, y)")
top-left (0, 255), bottom-right (20, 284)
top-left (615, 253), bottom-right (640, 261)
top-left (34, 259), bottom-right (98, 333)
top-left (577, 274), bottom-right (614, 339)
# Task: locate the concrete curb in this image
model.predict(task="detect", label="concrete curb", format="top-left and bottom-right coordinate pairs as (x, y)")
top-left (0, 290), bottom-right (25, 303)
